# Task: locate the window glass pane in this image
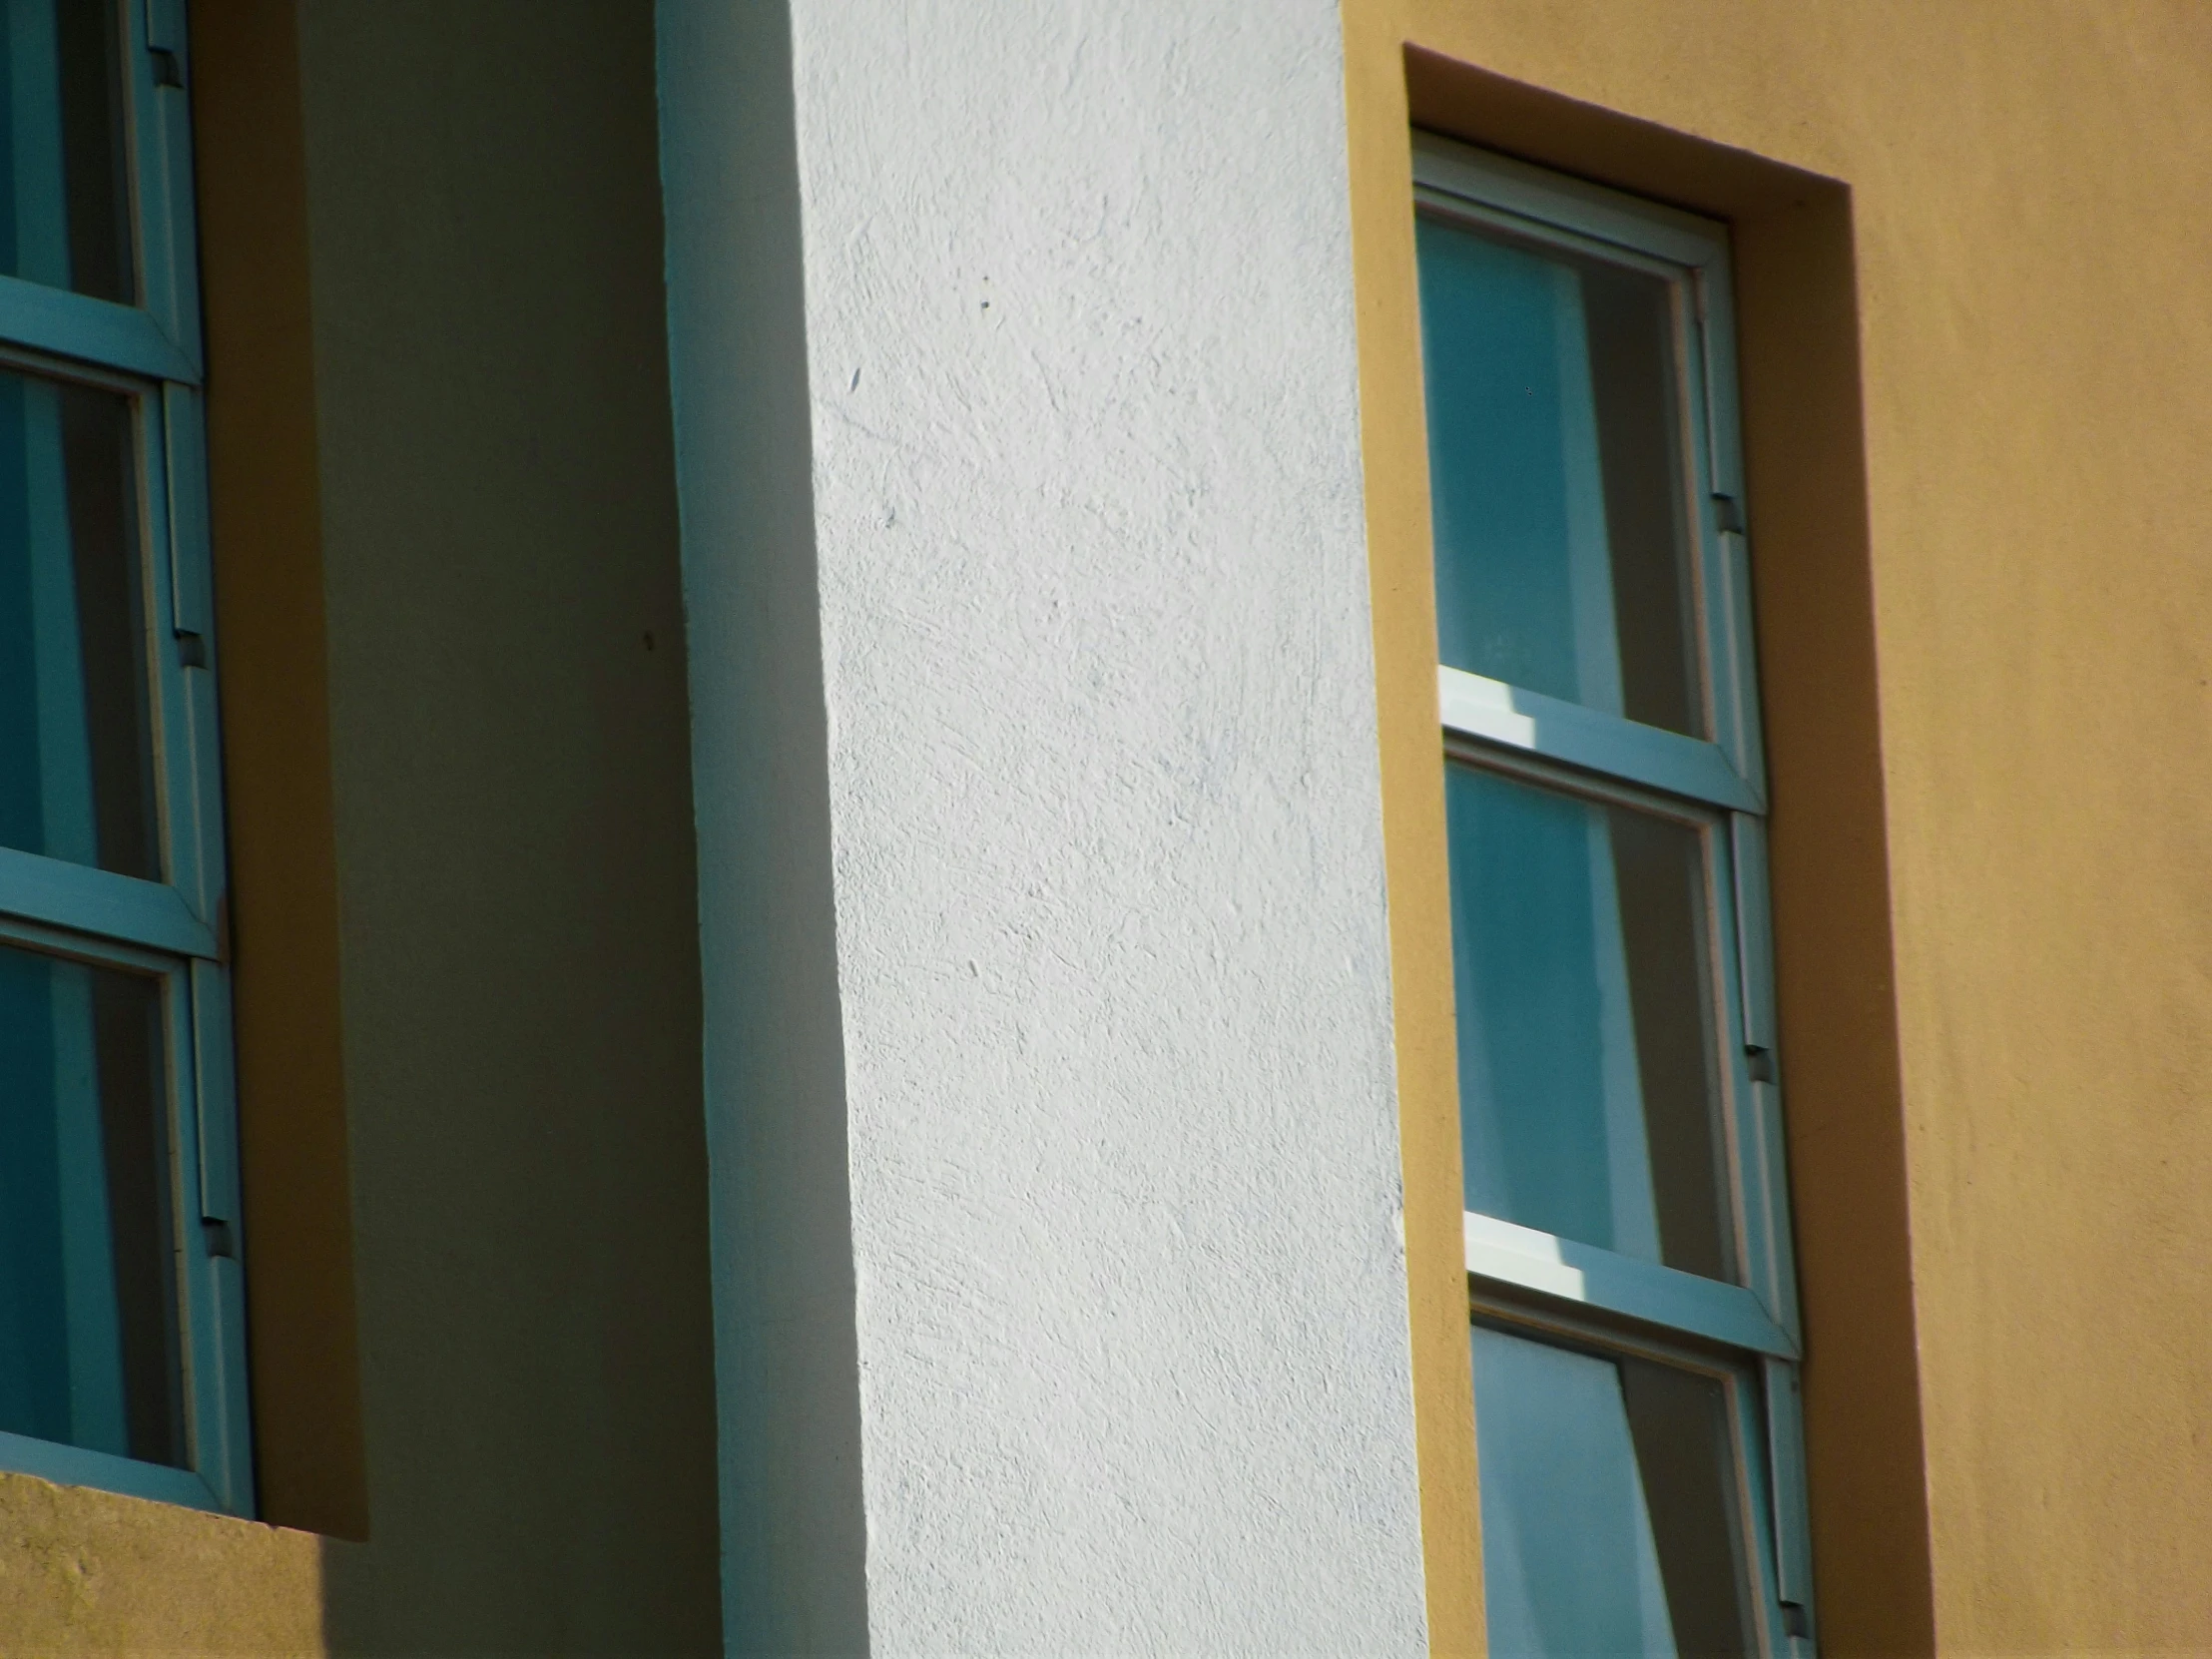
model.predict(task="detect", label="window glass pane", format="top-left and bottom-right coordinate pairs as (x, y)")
top-left (1472, 1324), bottom-right (1753, 1659)
top-left (0, 0), bottom-right (133, 302)
top-left (1416, 210), bottom-right (1701, 737)
top-left (0, 940), bottom-right (183, 1466)
top-left (0, 370), bottom-right (157, 880)
top-left (1446, 761), bottom-right (1732, 1279)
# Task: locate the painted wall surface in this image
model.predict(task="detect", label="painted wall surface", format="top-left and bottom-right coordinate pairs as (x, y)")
top-left (0, 1469), bottom-right (324, 1649)
top-left (7, 2), bottom-right (2208, 1655)
top-left (297, 0), bottom-right (721, 1648)
top-left (2, 1), bottom-right (723, 1650)
top-left (1344, 1), bottom-right (2212, 1654)
top-left (660, 0), bottom-right (1431, 1652)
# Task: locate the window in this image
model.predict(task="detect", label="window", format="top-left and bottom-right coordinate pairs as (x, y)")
top-left (0, 0), bottom-right (249, 1514)
top-left (1414, 132), bottom-right (1814, 1653)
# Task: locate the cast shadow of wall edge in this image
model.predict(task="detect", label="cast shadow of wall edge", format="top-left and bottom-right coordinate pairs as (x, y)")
top-left (656, 3), bottom-right (872, 1655)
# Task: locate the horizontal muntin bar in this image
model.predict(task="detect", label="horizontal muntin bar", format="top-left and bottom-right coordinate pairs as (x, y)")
top-left (1439, 666), bottom-right (1763, 814)
top-left (0, 845), bottom-right (219, 960)
top-left (1464, 1209), bottom-right (1797, 1360)
top-left (0, 276), bottom-right (199, 385)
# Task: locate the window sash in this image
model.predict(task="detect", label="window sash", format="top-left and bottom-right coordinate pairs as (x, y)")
top-left (0, 0), bottom-right (247, 1516)
top-left (1465, 1210), bottom-right (1794, 1359)
top-left (0, 1425), bottom-right (229, 1509)
top-left (1414, 133), bottom-right (1728, 272)
top-left (1419, 130), bottom-right (1814, 1647)
top-left (0, 374), bottom-right (226, 947)
top-left (0, 845), bottom-right (215, 956)
top-left (1415, 142), bottom-right (1769, 799)
top-left (0, 916), bottom-right (248, 1512)
top-left (0, 276), bottom-right (194, 380)
top-left (131, 0), bottom-right (205, 373)
top-left (1470, 1291), bottom-right (1801, 1659)
top-left (0, 0), bottom-right (203, 382)
top-left (1440, 664), bottom-right (1761, 813)
top-left (1445, 741), bottom-right (1802, 1340)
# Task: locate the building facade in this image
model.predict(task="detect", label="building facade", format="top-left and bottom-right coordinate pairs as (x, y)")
top-left (3, 1), bottom-right (2210, 1654)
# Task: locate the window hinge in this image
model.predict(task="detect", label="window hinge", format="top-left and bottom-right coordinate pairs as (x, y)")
top-left (1781, 1601), bottom-right (1813, 1640)
top-left (203, 1217), bottom-right (237, 1260)
top-left (176, 629), bottom-right (209, 669)
top-left (1746, 1046), bottom-right (1778, 1085)
top-left (150, 47), bottom-right (183, 88)
top-left (1712, 493), bottom-right (1746, 535)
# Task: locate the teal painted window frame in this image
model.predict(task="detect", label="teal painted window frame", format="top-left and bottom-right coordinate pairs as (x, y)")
top-left (1414, 131), bottom-right (1815, 1651)
top-left (0, 0), bottom-right (251, 1516)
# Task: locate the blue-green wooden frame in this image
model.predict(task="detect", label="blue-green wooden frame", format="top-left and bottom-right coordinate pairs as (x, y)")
top-left (0, 0), bottom-right (250, 1517)
top-left (1416, 130), bottom-right (1815, 1652)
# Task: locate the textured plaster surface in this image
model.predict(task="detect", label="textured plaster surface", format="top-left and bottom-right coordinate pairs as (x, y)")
top-left (661, 0), bottom-right (1429, 1653)
top-left (0, 1471), bottom-right (322, 1652)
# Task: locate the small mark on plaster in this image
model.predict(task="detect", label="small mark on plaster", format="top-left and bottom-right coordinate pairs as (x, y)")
top-left (643, 631), bottom-right (656, 652)
top-left (849, 365), bottom-right (861, 391)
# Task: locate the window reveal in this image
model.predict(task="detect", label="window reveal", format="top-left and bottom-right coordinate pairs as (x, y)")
top-left (1415, 132), bottom-right (1815, 1656)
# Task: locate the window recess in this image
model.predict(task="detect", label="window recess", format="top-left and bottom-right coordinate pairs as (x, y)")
top-left (1414, 130), bottom-right (1812, 1655)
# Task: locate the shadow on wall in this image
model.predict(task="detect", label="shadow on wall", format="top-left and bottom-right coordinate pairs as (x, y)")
top-left (195, 0), bottom-right (726, 1651)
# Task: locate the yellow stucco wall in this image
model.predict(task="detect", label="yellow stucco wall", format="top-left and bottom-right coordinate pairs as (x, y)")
top-left (1347, 1), bottom-right (2212, 1654)
top-left (0, 1471), bottom-right (324, 1652)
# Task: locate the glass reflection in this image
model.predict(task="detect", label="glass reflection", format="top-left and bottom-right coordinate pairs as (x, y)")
top-left (0, 941), bottom-right (183, 1465)
top-left (1473, 1325), bottom-right (1753, 1659)
top-left (0, 0), bottom-right (133, 301)
top-left (1417, 210), bottom-right (1701, 736)
top-left (1447, 762), bottom-right (1732, 1280)
top-left (0, 369), bottom-right (157, 879)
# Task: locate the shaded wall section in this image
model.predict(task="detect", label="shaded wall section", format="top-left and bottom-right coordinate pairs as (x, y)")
top-left (295, 0), bottom-right (720, 1649)
top-left (656, 3), bottom-right (869, 1653)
